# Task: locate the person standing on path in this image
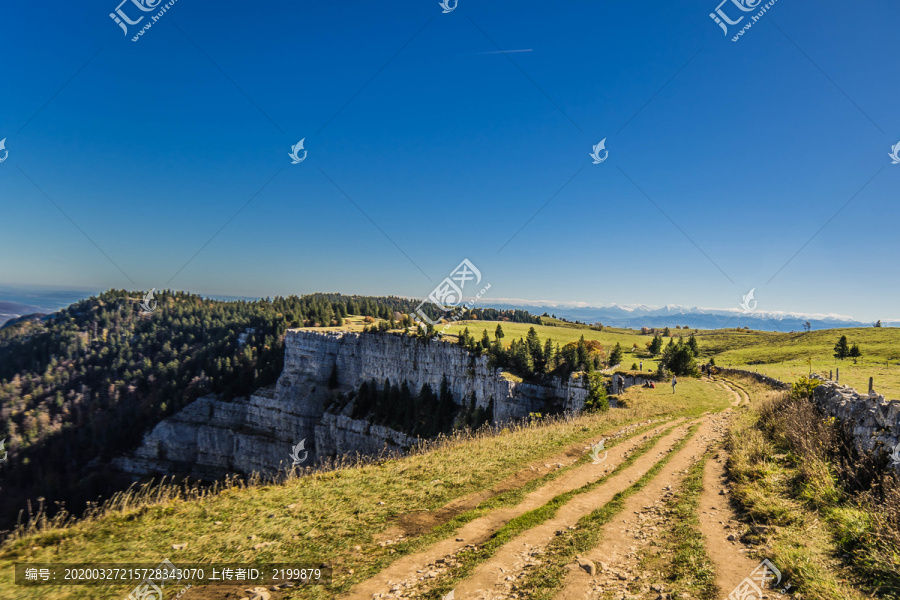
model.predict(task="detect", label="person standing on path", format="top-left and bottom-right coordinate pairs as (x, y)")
top-left (639, 361), bottom-right (643, 371)
top-left (672, 375), bottom-right (677, 394)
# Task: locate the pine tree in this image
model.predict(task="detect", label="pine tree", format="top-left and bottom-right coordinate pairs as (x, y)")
top-left (526, 327), bottom-right (544, 372)
top-left (438, 375), bottom-right (455, 433)
top-left (399, 380), bottom-right (414, 431)
top-left (687, 333), bottom-right (699, 356)
top-left (608, 343), bottom-right (623, 367)
top-left (576, 336), bottom-right (588, 370)
top-left (834, 335), bottom-right (850, 359)
top-left (648, 335), bottom-right (663, 355)
top-left (495, 324), bottom-right (505, 341)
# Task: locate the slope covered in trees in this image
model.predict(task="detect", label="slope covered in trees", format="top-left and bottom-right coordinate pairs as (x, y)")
top-left (0, 290), bottom-right (433, 531)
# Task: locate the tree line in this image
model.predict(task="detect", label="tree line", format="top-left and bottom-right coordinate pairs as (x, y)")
top-left (326, 375), bottom-right (493, 438)
top-left (455, 325), bottom-right (608, 381)
top-left (0, 290), bottom-right (433, 532)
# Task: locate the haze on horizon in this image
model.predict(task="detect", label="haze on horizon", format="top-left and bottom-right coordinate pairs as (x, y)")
top-left (1, 0), bottom-right (897, 322)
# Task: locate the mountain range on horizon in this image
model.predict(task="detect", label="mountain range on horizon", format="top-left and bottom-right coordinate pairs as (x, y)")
top-left (1, 287), bottom-right (896, 333)
top-left (474, 300), bottom-right (896, 332)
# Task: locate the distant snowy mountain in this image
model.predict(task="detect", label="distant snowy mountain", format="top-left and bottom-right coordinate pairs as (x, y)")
top-left (476, 300), bottom-right (894, 332)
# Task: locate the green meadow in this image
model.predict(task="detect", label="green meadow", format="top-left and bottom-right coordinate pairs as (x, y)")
top-left (440, 320), bottom-right (900, 397)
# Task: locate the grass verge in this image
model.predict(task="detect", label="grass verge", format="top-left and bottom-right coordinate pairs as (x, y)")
top-left (0, 413), bottom-right (665, 600)
top-left (725, 377), bottom-right (882, 600)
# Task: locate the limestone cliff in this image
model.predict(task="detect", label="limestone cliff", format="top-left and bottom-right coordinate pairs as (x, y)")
top-left (114, 330), bottom-right (588, 479)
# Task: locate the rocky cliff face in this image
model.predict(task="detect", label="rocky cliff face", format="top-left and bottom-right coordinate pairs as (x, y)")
top-left (114, 330), bottom-right (588, 479)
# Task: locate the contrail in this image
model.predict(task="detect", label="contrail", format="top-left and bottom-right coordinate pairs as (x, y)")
top-left (472, 49), bottom-right (533, 55)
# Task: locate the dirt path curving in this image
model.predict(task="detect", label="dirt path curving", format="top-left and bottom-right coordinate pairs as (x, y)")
top-left (344, 419), bottom-right (681, 600)
top-left (716, 379), bottom-right (747, 407)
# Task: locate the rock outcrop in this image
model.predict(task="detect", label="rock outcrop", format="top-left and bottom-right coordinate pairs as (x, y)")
top-left (114, 330), bottom-right (588, 479)
top-left (810, 375), bottom-right (900, 464)
top-left (716, 368), bottom-right (900, 467)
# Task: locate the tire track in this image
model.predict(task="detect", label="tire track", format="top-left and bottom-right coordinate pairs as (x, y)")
top-left (546, 412), bottom-right (730, 600)
top-left (423, 421), bottom-right (699, 600)
top-left (345, 419), bottom-right (681, 600)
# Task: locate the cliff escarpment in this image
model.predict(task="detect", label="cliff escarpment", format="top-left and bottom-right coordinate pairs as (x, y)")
top-left (114, 330), bottom-right (589, 479)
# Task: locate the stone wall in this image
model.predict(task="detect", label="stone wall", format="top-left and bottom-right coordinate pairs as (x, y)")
top-left (114, 330), bottom-right (589, 479)
top-left (810, 375), bottom-right (900, 463)
top-left (610, 374), bottom-right (653, 395)
top-left (716, 368), bottom-right (790, 390)
top-left (718, 369), bottom-right (900, 467)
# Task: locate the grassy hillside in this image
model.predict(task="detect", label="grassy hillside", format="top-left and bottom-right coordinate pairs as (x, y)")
top-left (442, 320), bottom-right (900, 397)
top-left (0, 378), bottom-right (731, 599)
top-left (3, 373), bottom-right (892, 600)
top-left (4, 313), bottom-right (898, 599)
top-left (707, 326), bottom-right (900, 397)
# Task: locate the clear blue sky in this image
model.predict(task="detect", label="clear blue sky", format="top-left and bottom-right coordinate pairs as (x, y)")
top-left (0, 0), bottom-right (897, 321)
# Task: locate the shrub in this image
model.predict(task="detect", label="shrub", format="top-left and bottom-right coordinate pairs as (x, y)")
top-left (790, 376), bottom-right (820, 400)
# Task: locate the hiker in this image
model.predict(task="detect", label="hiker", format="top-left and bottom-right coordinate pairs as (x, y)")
top-left (618, 374), bottom-right (625, 392)
top-left (672, 376), bottom-right (677, 394)
top-left (639, 361), bottom-right (643, 371)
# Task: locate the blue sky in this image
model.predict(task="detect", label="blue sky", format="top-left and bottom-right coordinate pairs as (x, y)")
top-left (0, 0), bottom-right (897, 321)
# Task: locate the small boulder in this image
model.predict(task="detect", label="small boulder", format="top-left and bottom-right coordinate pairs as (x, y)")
top-left (577, 558), bottom-right (597, 576)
